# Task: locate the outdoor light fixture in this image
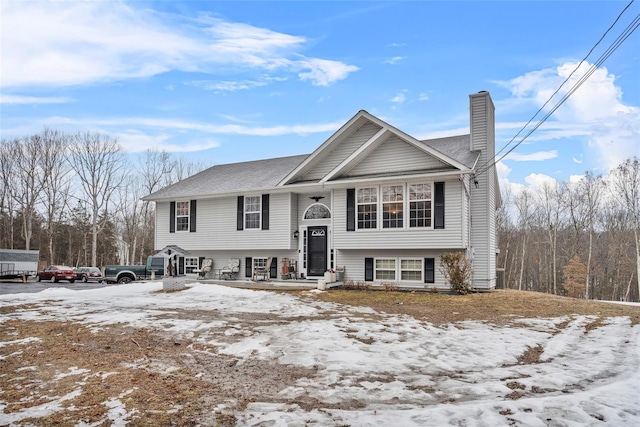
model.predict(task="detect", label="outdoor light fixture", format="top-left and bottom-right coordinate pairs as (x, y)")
top-left (293, 230), bottom-right (300, 239)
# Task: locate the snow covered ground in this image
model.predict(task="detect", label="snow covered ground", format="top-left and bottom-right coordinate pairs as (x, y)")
top-left (1, 282), bottom-right (639, 426)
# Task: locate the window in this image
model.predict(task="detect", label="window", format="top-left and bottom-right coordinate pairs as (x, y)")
top-left (357, 188), bottom-right (377, 229)
top-left (382, 185), bottom-right (404, 228)
top-left (253, 257), bottom-right (268, 271)
top-left (409, 184), bottom-right (432, 228)
top-left (245, 196), bottom-right (261, 229)
top-left (304, 204), bottom-right (331, 219)
top-left (176, 201), bottom-right (190, 231)
top-left (184, 257), bottom-right (199, 274)
top-left (375, 258), bottom-right (396, 280)
top-left (401, 259), bottom-right (422, 281)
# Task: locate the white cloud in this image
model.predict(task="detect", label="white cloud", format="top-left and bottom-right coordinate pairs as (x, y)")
top-left (0, 94), bottom-right (72, 104)
top-left (185, 80), bottom-right (269, 92)
top-left (4, 115), bottom-right (345, 139)
top-left (0, 1), bottom-right (358, 88)
top-left (384, 56), bottom-right (404, 65)
top-left (418, 93), bottom-right (429, 101)
top-left (297, 58), bottom-right (359, 87)
top-left (505, 150), bottom-right (558, 162)
top-left (114, 131), bottom-right (220, 153)
top-left (390, 90), bottom-right (408, 104)
top-left (497, 61), bottom-right (640, 172)
top-left (524, 173), bottom-right (558, 192)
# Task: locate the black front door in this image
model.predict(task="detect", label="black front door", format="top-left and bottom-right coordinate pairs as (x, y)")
top-left (307, 226), bottom-right (327, 276)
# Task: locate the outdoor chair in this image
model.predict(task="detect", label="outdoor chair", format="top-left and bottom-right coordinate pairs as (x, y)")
top-left (198, 258), bottom-right (213, 279)
top-left (252, 257), bottom-right (273, 282)
top-left (220, 258), bottom-right (240, 280)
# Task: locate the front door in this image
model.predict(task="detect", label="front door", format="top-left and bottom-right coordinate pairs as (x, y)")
top-left (307, 226), bottom-right (327, 276)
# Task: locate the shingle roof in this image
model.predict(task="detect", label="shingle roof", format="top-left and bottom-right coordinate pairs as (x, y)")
top-left (143, 134), bottom-right (479, 202)
top-left (143, 154), bottom-right (309, 201)
top-left (421, 134), bottom-right (479, 169)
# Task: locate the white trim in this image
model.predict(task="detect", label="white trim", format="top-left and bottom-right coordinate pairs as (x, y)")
top-left (175, 201), bottom-right (190, 232)
top-left (244, 195), bottom-right (261, 229)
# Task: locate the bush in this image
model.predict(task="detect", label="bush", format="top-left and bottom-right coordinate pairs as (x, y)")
top-left (439, 252), bottom-right (473, 295)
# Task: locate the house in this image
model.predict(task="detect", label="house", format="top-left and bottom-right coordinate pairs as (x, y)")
top-left (142, 91), bottom-right (500, 290)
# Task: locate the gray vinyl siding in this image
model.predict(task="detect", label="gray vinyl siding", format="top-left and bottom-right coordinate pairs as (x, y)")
top-left (347, 135), bottom-right (449, 177)
top-left (333, 178), bottom-right (466, 250)
top-left (469, 92), bottom-right (496, 289)
top-left (156, 193), bottom-right (294, 251)
top-left (302, 122), bottom-right (382, 181)
top-left (336, 249), bottom-right (449, 289)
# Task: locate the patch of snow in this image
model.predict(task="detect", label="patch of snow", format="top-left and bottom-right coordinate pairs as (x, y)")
top-left (1, 282), bottom-right (639, 426)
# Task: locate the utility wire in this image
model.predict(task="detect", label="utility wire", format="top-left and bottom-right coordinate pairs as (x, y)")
top-left (475, 0), bottom-right (638, 177)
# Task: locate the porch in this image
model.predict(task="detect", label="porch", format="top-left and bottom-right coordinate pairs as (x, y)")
top-left (182, 274), bottom-right (343, 291)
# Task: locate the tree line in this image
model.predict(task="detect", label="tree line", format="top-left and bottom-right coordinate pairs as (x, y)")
top-left (0, 128), bottom-right (205, 269)
top-left (497, 157), bottom-right (640, 302)
top-left (2, 128), bottom-right (638, 301)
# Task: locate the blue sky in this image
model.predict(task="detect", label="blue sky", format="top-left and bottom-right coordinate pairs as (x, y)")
top-left (1, 0), bottom-right (639, 195)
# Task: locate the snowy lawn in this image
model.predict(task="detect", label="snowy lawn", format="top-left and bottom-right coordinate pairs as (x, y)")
top-left (1, 282), bottom-right (639, 426)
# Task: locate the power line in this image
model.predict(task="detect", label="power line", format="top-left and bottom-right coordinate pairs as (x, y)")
top-left (475, 0), bottom-right (639, 177)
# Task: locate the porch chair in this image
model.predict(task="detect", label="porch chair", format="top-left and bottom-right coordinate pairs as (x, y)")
top-left (198, 258), bottom-right (213, 279)
top-left (252, 257), bottom-right (273, 282)
top-left (220, 258), bottom-right (240, 280)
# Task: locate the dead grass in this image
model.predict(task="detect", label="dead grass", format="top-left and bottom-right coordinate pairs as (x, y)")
top-left (311, 288), bottom-right (640, 326)
top-left (1, 289), bottom-right (638, 426)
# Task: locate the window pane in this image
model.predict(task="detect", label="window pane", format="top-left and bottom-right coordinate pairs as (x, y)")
top-left (383, 202), bottom-right (403, 228)
top-left (382, 185), bottom-right (403, 202)
top-left (375, 258), bottom-right (396, 280)
top-left (357, 188), bottom-right (378, 229)
top-left (382, 186), bottom-right (403, 228)
top-left (176, 201), bottom-right (190, 231)
top-left (409, 184), bottom-right (431, 200)
top-left (358, 205), bottom-right (377, 229)
top-left (401, 270), bottom-right (422, 281)
top-left (409, 201), bottom-right (431, 228)
top-left (185, 257), bottom-right (199, 274)
top-left (245, 196), bottom-right (261, 229)
top-left (400, 259), bottom-right (422, 281)
top-left (176, 217), bottom-right (189, 231)
top-left (305, 204), bottom-right (331, 219)
top-left (357, 188), bottom-right (377, 203)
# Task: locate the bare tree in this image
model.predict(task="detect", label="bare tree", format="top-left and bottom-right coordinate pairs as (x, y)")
top-left (39, 128), bottom-right (73, 264)
top-left (68, 132), bottom-right (126, 267)
top-left (0, 140), bottom-right (17, 248)
top-left (536, 181), bottom-right (565, 294)
top-left (515, 189), bottom-right (535, 290)
top-left (609, 157), bottom-right (640, 301)
top-left (8, 135), bottom-right (46, 249)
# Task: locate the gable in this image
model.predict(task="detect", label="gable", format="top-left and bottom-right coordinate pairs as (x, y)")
top-left (293, 122), bottom-right (382, 182)
top-left (279, 110), bottom-right (471, 187)
top-left (341, 135), bottom-right (451, 178)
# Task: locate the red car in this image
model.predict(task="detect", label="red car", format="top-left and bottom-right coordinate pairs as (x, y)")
top-left (75, 266), bottom-right (104, 283)
top-left (36, 265), bottom-right (77, 283)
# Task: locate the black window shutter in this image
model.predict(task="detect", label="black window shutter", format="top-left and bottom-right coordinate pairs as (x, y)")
top-left (237, 196), bottom-right (244, 231)
top-left (346, 188), bottom-right (356, 231)
top-left (364, 257), bottom-right (374, 281)
top-left (169, 201), bottom-right (176, 233)
top-left (190, 200), bottom-right (197, 232)
top-left (245, 257), bottom-right (252, 277)
top-left (270, 257), bottom-right (277, 279)
top-left (434, 182), bottom-right (445, 229)
top-left (199, 257), bottom-right (205, 268)
top-left (424, 258), bottom-right (435, 283)
top-left (262, 194), bottom-right (270, 230)
top-left (178, 257), bottom-right (185, 275)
